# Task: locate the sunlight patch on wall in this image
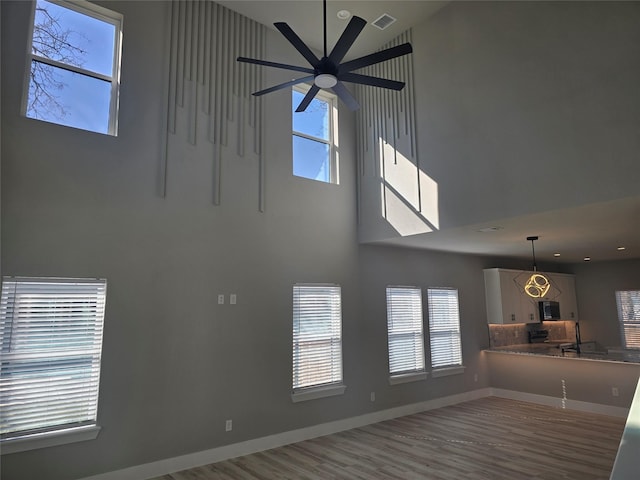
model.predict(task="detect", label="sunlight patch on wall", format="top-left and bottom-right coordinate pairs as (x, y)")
top-left (379, 143), bottom-right (439, 236)
top-left (356, 29), bottom-right (439, 239)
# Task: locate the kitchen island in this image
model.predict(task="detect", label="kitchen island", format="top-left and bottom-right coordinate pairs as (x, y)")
top-left (485, 347), bottom-right (640, 417)
top-left (487, 343), bottom-right (640, 363)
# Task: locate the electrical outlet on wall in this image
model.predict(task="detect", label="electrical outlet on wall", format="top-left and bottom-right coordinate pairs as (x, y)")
top-left (370, 392), bottom-right (375, 402)
top-left (612, 387), bottom-right (619, 397)
top-left (225, 419), bottom-right (232, 431)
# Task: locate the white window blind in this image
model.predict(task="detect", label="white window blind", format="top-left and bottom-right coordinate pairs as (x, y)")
top-left (0, 277), bottom-right (107, 440)
top-left (386, 287), bottom-right (425, 375)
top-left (616, 290), bottom-right (640, 349)
top-left (292, 284), bottom-right (342, 391)
top-left (427, 288), bottom-right (463, 369)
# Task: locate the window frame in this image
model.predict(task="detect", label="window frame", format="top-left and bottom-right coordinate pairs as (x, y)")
top-left (386, 286), bottom-right (427, 385)
top-left (426, 287), bottom-right (465, 377)
top-left (615, 290), bottom-right (640, 349)
top-left (292, 84), bottom-right (339, 184)
top-left (291, 283), bottom-right (345, 402)
top-left (22, 0), bottom-right (123, 136)
top-left (0, 276), bottom-right (107, 454)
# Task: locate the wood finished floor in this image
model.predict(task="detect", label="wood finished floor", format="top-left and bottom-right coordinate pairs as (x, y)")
top-left (151, 397), bottom-right (626, 480)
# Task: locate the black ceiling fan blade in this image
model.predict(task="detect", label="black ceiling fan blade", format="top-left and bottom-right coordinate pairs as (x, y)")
top-left (253, 76), bottom-right (315, 97)
top-left (339, 43), bottom-right (413, 73)
top-left (274, 22), bottom-right (320, 67)
top-left (331, 81), bottom-right (360, 111)
top-left (328, 16), bottom-right (367, 65)
top-left (237, 57), bottom-right (314, 75)
top-left (295, 84), bottom-right (320, 112)
top-left (338, 72), bottom-right (405, 91)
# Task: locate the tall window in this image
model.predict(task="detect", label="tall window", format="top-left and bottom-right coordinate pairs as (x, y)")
top-left (292, 86), bottom-right (338, 183)
top-left (292, 284), bottom-right (343, 399)
top-left (386, 287), bottom-right (425, 377)
top-left (616, 290), bottom-right (640, 349)
top-left (0, 277), bottom-right (107, 451)
top-left (427, 288), bottom-right (463, 370)
top-left (24, 0), bottom-right (123, 135)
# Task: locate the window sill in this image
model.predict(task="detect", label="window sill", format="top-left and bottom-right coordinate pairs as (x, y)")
top-left (389, 371), bottom-right (428, 385)
top-left (291, 384), bottom-right (346, 403)
top-left (431, 365), bottom-right (466, 378)
top-left (0, 424), bottom-right (101, 454)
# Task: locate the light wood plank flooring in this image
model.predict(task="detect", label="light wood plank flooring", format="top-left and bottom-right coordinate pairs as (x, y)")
top-left (151, 397), bottom-right (625, 480)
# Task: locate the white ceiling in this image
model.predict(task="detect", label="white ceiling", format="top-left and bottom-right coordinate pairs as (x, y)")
top-left (375, 196), bottom-right (640, 264)
top-left (216, 0), bottom-right (449, 59)
top-left (217, 0), bottom-right (640, 265)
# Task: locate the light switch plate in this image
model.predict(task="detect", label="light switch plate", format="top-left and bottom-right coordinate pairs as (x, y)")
top-left (230, 294), bottom-right (237, 305)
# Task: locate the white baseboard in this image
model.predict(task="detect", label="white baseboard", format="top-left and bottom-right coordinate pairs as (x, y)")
top-left (79, 388), bottom-right (492, 480)
top-left (79, 387), bottom-right (627, 480)
top-left (490, 387), bottom-right (630, 418)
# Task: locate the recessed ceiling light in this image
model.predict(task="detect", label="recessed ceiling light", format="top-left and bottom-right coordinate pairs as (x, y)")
top-left (477, 226), bottom-right (503, 233)
top-left (617, 246), bottom-right (626, 251)
top-left (337, 10), bottom-right (351, 20)
top-left (584, 256), bottom-right (591, 261)
top-left (553, 253), bottom-right (561, 257)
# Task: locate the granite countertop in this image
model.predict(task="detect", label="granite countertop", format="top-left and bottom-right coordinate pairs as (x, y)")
top-left (486, 342), bottom-right (640, 364)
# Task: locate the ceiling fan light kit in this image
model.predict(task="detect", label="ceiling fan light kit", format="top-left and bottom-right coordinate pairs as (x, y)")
top-left (315, 73), bottom-right (338, 88)
top-left (237, 0), bottom-right (413, 112)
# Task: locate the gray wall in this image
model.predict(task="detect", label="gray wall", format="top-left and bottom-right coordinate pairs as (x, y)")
top-left (357, 245), bottom-right (492, 406)
top-left (0, 1), bottom-right (359, 478)
top-left (359, 0), bottom-right (640, 242)
top-left (2, 1), bottom-right (639, 480)
top-left (571, 259), bottom-right (640, 348)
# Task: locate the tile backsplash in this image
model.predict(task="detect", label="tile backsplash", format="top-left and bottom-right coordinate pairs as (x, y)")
top-left (488, 321), bottom-right (577, 347)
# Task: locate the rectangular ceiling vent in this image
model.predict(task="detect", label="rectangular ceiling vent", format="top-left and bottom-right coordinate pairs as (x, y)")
top-left (372, 13), bottom-right (396, 30)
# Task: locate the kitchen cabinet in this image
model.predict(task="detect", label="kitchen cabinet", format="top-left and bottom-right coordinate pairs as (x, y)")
top-left (546, 273), bottom-right (579, 320)
top-left (484, 268), bottom-right (538, 324)
top-left (484, 268), bottom-right (578, 324)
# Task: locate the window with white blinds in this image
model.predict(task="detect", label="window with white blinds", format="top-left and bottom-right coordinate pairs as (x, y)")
top-left (292, 284), bottom-right (342, 391)
top-left (427, 288), bottom-right (463, 369)
top-left (616, 290), bottom-right (640, 349)
top-left (0, 277), bottom-right (107, 441)
top-left (386, 287), bottom-right (425, 375)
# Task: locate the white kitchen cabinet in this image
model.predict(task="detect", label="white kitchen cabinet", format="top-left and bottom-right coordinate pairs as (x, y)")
top-left (484, 268), bottom-right (579, 324)
top-left (546, 273), bottom-right (579, 320)
top-left (484, 268), bottom-right (538, 324)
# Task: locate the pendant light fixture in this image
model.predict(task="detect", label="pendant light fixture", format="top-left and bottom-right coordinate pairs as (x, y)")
top-left (524, 236), bottom-right (550, 298)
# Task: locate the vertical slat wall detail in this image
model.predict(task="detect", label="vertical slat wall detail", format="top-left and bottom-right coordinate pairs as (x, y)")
top-left (354, 29), bottom-right (419, 221)
top-left (160, 0), bottom-right (266, 208)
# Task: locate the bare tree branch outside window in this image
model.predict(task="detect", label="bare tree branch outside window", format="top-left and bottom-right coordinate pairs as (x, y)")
top-left (28, 2), bottom-right (88, 120)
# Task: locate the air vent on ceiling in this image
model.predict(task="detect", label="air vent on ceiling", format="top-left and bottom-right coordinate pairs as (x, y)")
top-left (372, 13), bottom-right (396, 30)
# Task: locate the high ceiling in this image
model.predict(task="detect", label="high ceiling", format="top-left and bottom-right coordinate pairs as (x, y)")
top-left (217, 0), bottom-right (640, 265)
top-left (216, 1), bottom-right (449, 60)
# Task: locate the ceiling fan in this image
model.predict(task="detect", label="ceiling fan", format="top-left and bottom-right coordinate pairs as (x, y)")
top-left (237, 0), bottom-right (413, 112)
